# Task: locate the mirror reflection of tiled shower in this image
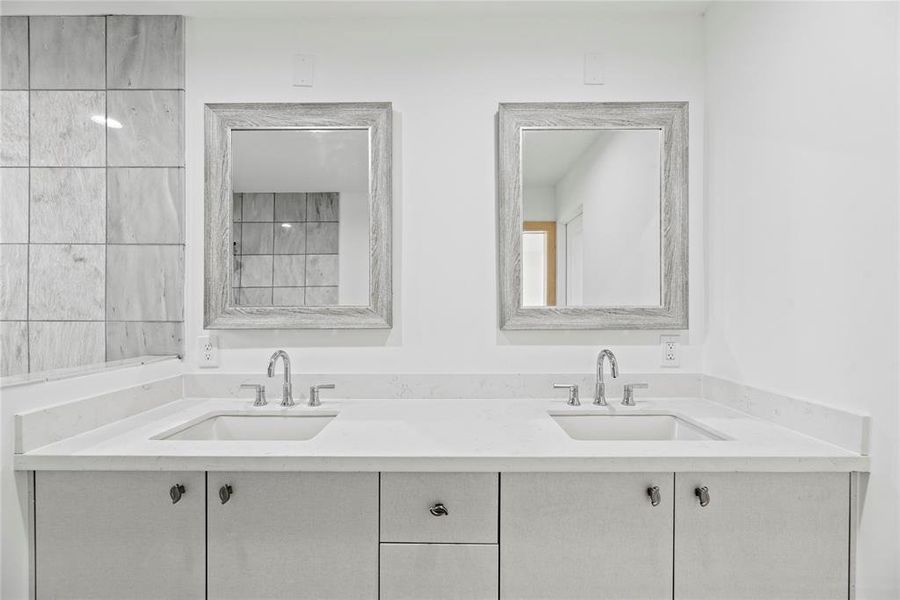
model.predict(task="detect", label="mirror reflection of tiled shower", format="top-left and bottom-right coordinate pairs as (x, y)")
top-left (232, 192), bottom-right (339, 306)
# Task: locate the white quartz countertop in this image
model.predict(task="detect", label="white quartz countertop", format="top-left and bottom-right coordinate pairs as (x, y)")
top-left (14, 396), bottom-right (868, 472)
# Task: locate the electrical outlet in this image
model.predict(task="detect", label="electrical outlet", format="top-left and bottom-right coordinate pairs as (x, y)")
top-left (198, 335), bottom-right (219, 368)
top-left (660, 335), bottom-right (680, 367)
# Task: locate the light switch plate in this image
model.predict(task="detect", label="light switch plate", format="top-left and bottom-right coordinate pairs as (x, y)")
top-left (292, 54), bottom-right (315, 87)
top-left (584, 53), bottom-right (604, 85)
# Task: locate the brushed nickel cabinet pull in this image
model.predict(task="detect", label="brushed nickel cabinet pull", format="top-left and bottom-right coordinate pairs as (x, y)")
top-left (695, 486), bottom-right (710, 507)
top-left (169, 484), bottom-right (185, 504)
top-left (219, 484), bottom-right (233, 504)
top-left (647, 486), bottom-right (661, 507)
top-left (429, 503), bottom-right (449, 517)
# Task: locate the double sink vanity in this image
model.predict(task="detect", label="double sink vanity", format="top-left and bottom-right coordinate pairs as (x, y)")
top-left (16, 350), bottom-right (864, 600)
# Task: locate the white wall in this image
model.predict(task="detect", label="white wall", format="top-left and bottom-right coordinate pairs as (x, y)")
top-left (184, 8), bottom-right (706, 374)
top-left (339, 191), bottom-right (371, 304)
top-left (554, 130), bottom-right (661, 306)
top-left (703, 3), bottom-right (900, 598)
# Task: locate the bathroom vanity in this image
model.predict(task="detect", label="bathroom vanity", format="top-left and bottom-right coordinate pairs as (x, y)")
top-left (17, 395), bottom-right (864, 600)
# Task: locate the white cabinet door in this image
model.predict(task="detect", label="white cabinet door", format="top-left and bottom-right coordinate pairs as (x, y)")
top-left (207, 472), bottom-right (378, 599)
top-left (501, 472), bottom-right (674, 600)
top-left (35, 471), bottom-right (205, 600)
top-left (380, 543), bottom-right (499, 600)
top-left (675, 472), bottom-right (850, 600)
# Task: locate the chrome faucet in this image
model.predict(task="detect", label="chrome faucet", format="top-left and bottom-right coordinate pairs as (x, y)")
top-left (594, 349), bottom-right (619, 406)
top-left (267, 350), bottom-right (294, 407)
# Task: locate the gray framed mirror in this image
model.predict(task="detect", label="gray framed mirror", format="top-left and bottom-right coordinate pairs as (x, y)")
top-left (204, 103), bottom-right (392, 329)
top-left (497, 102), bottom-right (688, 330)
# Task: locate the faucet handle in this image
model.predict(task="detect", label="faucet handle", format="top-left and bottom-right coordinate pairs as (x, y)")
top-left (309, 384), bottom-right (335, 407)
top-left (239, 383), bottom-right (267, 407)
top-left (553, 383), bottom-right (580, 407)
top-left (622, 383), bottom-right (649, 406)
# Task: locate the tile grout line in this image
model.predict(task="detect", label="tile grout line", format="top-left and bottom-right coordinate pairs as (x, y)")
top-left (104, 15), bottom-right (109, 362)
top-left (25, 15), bottom-right (31, 374)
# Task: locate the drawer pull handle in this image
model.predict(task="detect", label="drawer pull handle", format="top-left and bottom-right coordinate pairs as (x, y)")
top-left (695, 486), bottom-right (710, 507)
top-left (429, 503), bottom-right (449, 517)
top-left (219, 484), bottom-right (233, 505)
top-left (647, 486), bottom-right (661, 507)
top-left (169, 484), bottom-right (185, 504)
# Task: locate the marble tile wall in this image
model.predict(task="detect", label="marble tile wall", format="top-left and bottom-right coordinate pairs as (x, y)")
top-left (0, 15), bottom-right (185, 376)
top-left (232, 192), bottom-right (340, 307)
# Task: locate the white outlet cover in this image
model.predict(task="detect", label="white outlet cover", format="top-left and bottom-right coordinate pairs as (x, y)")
top-left (584, 53), bottom-right (604, 85)
top-left (292, 54), bottom-right (315, 87)
top-left (660, 335), bottom-right (680, 368)
top-left (198, 334), bottom-right (220, 368)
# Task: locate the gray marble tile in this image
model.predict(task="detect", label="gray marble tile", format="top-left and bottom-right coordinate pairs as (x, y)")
top-left (275, 193), bottom-right (306, 221)
top-left (0, 91), bottom-right (28, 166)
top-left (273, 287), bottom-right (304, 306)
top-left (29, 16), bottom-right (105, 90)
top-left (29, 244), bottom-right (105, 320)
top-left (108, 168), bottom-right (184, 243)
top-left (30, 168), bottom-right (105, 243)
top-left (1, 17), bottom-right (29, 90)
top-left (237, 287), bottom-right (272, 306)
top-left (231, 255), bottom-right (241, 286)
top-left (107, 245), bottom-right (183, 321)
top-left (305, 286), bottom-right (339, 306)
top-left (1, 168), bottom-right (29, 243)
top-left (107, 90), bottom-right (184, 167)
top-left (1, 320), bottom-right (28, 376)
top-left (107, 16), bottom-right (184, 90)
top-left (274, 255), bottom-right (306, 287)
top-left (30, 91), bottom-right (106, 167)
top-left (236, 255), bottom-right (272, 287)
top-left (306, 222), bottom-right (339, 254)
top-left (305, 254), bottom-right (339, 286)
top-left (307, 193), bottom-right (339, 221)
top-left (241, 193), bottom-right (274, 222)
top-left (232, 193), bottom-right (242, 222)
top-left (274, 222), bottom-right (306, 254)
top-left (232, 225), bottom-right (241, 256)
top-left (29, 321), bottom-right (105, 372)
top-left (240, 223), bottom-right (274, 255)
top-left (0, 244), bottom-right (27, 319)
top-left (106, 321), bottom-right (183, 360)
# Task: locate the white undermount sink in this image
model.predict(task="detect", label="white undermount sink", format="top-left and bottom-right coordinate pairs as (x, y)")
top-left (550, 412), bottom-right (727, 441)
top-left (155, 412), bottom-right (338, 441)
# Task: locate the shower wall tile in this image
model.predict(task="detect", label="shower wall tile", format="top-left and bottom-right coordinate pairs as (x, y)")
top-left (29, 321), bottom-right (105, 371)
top-left (108, 168), bottom-right (184, 243)
top-left (0, 244), bottom-right (27, 319)
top-left (274, 255), bottom-right (306, 287)
top-left (275, 193), bottom-right (306, 221)
top-left (107, 16), bottom-right (184, 90)
top-left (273, 287), bottom-right (304, 306)
top-left (1, 320), bottom-right (28, 376)
top-left (308, 193), bottom-right (339, 221)
top-left (238, 287), bottom-right (272, 306)
top-left (30, 91), bottom-right (106, 166)
top-left (29, 16), bottom-right (105, 89)
top-left (30, 168), bottom-right (105, 243)
top-left (306, 254), bottom-right (339, 286)
top-left (1, 91), bottom-right (29, 166)
top-left (107, 245), bottom-right (183, 321)
top-left (305, 286), bottom-right (339, 306)
top-left (232, 193), bottom-right (242, 222)
top-left (274, 223), bottom-right (306, 254)
top-left (242, 193), bottom-right (274, 222)
top-left (240, 223), bottom-right (274, 255)
top-left (1, 168), bottom-right (29, 243)
top-left (107, 90), bottom-right (184, 167)
top-left (106, 321), bottom-right (183, 360)
top-left (238, 255), bottom-right (273, 287)
top-left (1, 17), bottom-right (29, 90)
top-left (306, 222), bottom-right (339, 254)
top-left (29, 244), bottom-right (104, 320)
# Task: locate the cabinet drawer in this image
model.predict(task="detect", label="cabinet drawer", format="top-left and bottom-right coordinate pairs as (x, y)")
top-left (380, 543), bottom-right (499, 600)
top-left (380, 472), bottom-right (498, 543)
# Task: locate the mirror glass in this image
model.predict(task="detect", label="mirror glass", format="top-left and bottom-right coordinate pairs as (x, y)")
top-left (521, 128), bottom-right (662, 308)
top-left (231, 129), bottom-right (370, 307)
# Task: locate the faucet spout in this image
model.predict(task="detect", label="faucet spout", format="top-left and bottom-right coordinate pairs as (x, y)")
top-left (594, 349), bottom-right (619, 406)
top-left (267, 350), bottom-right (293, 407)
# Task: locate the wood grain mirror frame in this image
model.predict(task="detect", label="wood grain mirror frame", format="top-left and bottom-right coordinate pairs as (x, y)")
top-left (204, 102), bottom-right (392, 329)
top-left (497, 102), bottom-right (689, 330)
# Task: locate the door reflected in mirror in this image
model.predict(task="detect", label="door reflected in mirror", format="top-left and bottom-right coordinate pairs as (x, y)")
top-left (231, 129), bottom-right (370, 307)
top-left (521, 128), bottom-right (661, 308)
